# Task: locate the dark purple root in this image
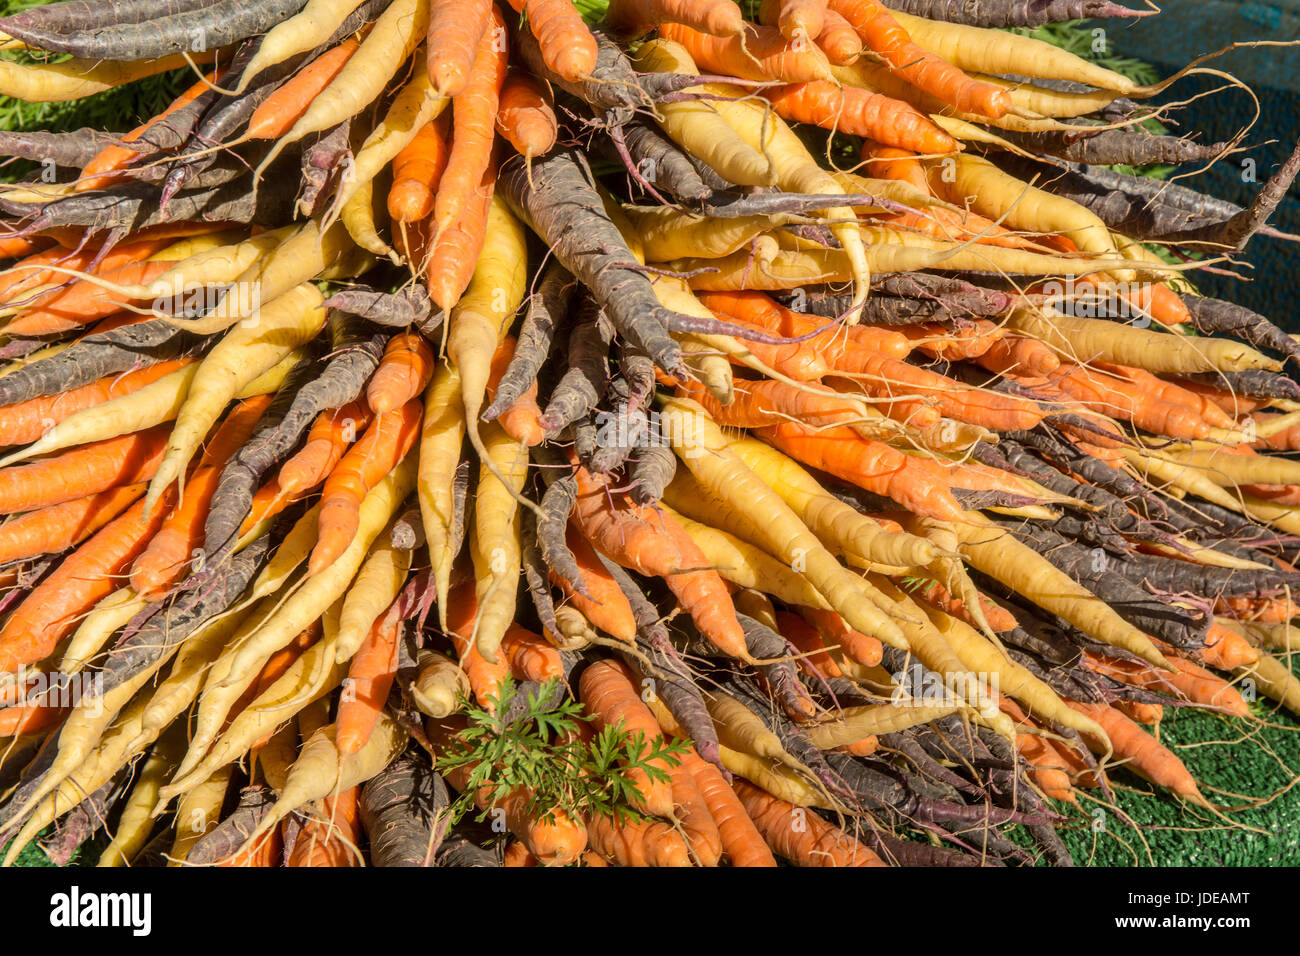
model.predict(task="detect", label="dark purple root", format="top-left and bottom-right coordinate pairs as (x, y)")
top-left (876, 0), bottom-right (1153, 27)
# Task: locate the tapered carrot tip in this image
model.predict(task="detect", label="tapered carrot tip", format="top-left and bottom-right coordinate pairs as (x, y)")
top-left (309, 503), bottom-right (361, 574)
top-left (710, 4), bottom-right (746, 35)
top-left (336, 732), bottom-right (365, 757)
top-left (1178, 786), bottom-right (1214, 810)
top-left (429, 64), bottom-right (470, 99)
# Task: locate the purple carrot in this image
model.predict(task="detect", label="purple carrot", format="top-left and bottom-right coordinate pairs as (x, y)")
top-left (360, 749), bottom-right (451, 867)
top-left (876, 0), bottom-right (1154, 27)
top-left (0, 0), bottom-right (307, 62)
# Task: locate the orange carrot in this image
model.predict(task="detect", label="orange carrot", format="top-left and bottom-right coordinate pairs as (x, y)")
top-left (734, 779), bottom-right (885, 866)
top-left (896, 321), bottom-right (1003, 361)
top-left (0, 425), bottom-right (169, 513)
top-left (775, 0), bottom-right (827, 40)
top-left (669, 758), bottom-right (723, 865)
top-left (551, 527), bottom-right (639, 643)
top-left (661, 21), bottom-right (833, 81)
top-left (1215, 593), bottom-right (1296, 625)
top-left (661, 21), bottom-right (833, 82)
top-left (828, 0), bottom-right (1011, 117)
top-left (495, 70), bottom-right (558, 160)
top-left (0, 359), bottom-right (192, 447)
top-left (860, 141), bottom-right (929, 190)
top-left (1067, 700), bottom-right (1208, 804)
top-left (1051, 363), bottom-right (1218, 441)
top-left (199, 395), bottom-right (277, 468)
top-left (444, 575), bottom-right (511, 708)
top-left (607, 0), bottom-right (744, 37)
top-left (908, 578), bottom-right (1018, 634)
top-left (1029, 270), bottom-right (1190, 328)
top-left (1084, 651), bottom-right (1249, 717)
top-left (776, 611), bottom-right (843, 679)
top-left (501, 624), bottom-right (564, 682)
top-left (0, 700), bottom-right (68, 736)
top-left (367, 332), bottom-right (436, 416)
top-left (999, 698), bottom-right (1076, 802)
top-left (309, 400), bottom-right (421, 574)
top-left (286, 788), bottom-right (363, 867)
top-left (388, 113), bottom-right (452, 223)
top-left (814, 7), bottom-right (862, 64)
top-left (975, 333), bottom-right (1062, 378)
top-left (1179, 379), bottom-right (1269, 421)
top-left (698, 290), bottom-right (911, 361)
top-left (0, 484), bottom-right (146, 566)
top-left (44, 222), bottom-right (227, 251)
top-left (694, 292), bottom-right (842, 377)
top-left (4, 260), bottom-right (175, 338)
top-left (426, 0), bottom-right (494, 96)
top-left (516, 0), bottom-right (599, 82)
top-left (1197, 621), bottom-right (1261, 671)
top-left (838, 735), bottom-right (879, 756)
top-left (1162, 655), bottom-right (1251, 716)
top-left (214, 827), bottom-right (283, 867)
top-left (237, 477), bottom-right (305, 538)
top-left (573, 465), bottom-right (749, 658)
top-left (426, 154), bottom-right (497, 310)
top-left (434, 5), bottom-right (509, 237)
top-left (579, 659), bottom-right (677, 818)
top-left (798, 606), bottom-right (883, 667)
top-left (0, 489), bottom-right (175, 673)
top-left (678, 377), bottom-right (866, 433)
top-left (0, 234), bottom-right (44, 259)
top-left (760, 420), bottom-right (968, 522)
top-left (829, 345), bottom-right (1045, 432)
top-left (246, 39), bottom-right (360, 141)
top-left (887, 205), bottom-right (1049, 252)
top-left (725, 327), bottom-right (831, 382)
top-left (1113, 699), bottom-right (1164, 725)
top-left (0, 237), bottom-right (173, 308)
top-left (681, 748), bottom-right (777, 866)
top-left (336, 610), bottom-right (402, 756)
top-left (765, 81), bottom-right (954, 153)
top-left (130, 395), bottom-right (273, 599)
top-left (1101, 365), bottom-right (1237, 431)
top-left (0, 245), bottom-right (86, 303)
top-left (277, 401), bottom-right (372, 498)
top-left (1237, 483), bottom-right (1300, 506)
top-left (77, 71), bottom-right (220, 191)
top-left (1021, 734), bottom-right (1080, 801)
top-left (503, 840), bottom-right (539, 866)
top-left (486, 335), bottom-right (546, 445)
top-left (585, 812), bottom-right (692, 866)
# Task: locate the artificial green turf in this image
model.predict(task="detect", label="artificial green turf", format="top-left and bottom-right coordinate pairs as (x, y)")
top-left (1055, 694), bottom-right (1300, 865)
top-left (1, 3), bottom-right (1297, 868)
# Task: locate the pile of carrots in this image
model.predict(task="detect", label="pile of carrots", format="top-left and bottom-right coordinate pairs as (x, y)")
top-left (0, 0), bottom-right (1297, 868)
